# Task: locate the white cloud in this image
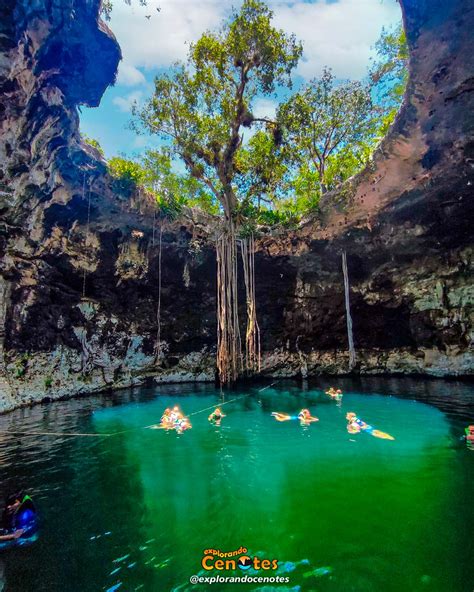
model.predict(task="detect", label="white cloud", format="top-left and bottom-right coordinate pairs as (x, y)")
top-left (108, 0), bottom-right (226, 71)
top-left (107, 0), bottom-right (401, 81)
top-left (112, 90), bottom-right (144, 112)
top-left (273, 0), bottom-right (402, 80)
top-left (117, 62), bottom-right (146, 86)
top-left (252, 97), bottom-right (277, 121)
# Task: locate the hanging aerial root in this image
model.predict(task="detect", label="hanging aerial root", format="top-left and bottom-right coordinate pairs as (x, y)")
top-left (216, 220), bottom-right (242, 384)
top-left (240, 234), bottom-right (261, 374)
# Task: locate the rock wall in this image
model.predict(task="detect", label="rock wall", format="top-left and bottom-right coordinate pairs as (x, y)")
top-left (0, 0), bottom-right (473, 412)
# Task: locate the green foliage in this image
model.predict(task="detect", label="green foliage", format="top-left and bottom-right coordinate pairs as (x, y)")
top-left (235, 129), bottom-right (289, 207)
top-left (108, 156), bottom-right (147, 192)
top-left (134, 0), bottom-right (302, 221)
top-left (106, 149), bottom-right (218, 220)
top-left (127, 4), bottom-right (408, 227)
top-left (142, 149), bottom-right (219, 218)
top-left (44, 376), bottom-right (53, 389)
top-left (370, 22), bottom-right (409, 135)
top-left (83, 135), bottom-right (105, 157)
top-left (14, 353), bottom-right (29, 379)
top-left (278, 68), bottom-right (376, 197)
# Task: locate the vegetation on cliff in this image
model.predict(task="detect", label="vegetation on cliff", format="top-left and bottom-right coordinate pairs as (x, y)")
top-left (90, 0), bottom-right (408, 384)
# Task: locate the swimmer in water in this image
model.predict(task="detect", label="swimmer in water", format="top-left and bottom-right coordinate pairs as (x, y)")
top-left (271, 412), bottom-right (293, 422)
top-left (175, 416), bottom-right (192, 434)
top-left (208, 408), bottom-right (225, 425)
top-left (326, 388), bottom-right (343, 399)
top-left (0, 493), bottom-right (37, 542)
top-left (160, 408), bottom-right (171, 424)
top-left (157, 405), bottom-right (190, 432)
top-left (346, 412), bottom-right (394, 440)
top-left (271, 409), bottom-right (318, 424)
top-left (169, 406), bottom-right (183, 422)
top-left (298, 408), bottom-right (319, 424)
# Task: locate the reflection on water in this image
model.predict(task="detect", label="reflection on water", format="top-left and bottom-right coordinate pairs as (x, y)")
top-left (0, 378), bottom-right (472, 592)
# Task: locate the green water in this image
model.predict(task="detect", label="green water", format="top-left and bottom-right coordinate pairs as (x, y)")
top-left (0, 378), bottom-right (473, 592)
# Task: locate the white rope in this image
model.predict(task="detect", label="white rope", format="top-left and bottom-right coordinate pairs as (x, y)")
top-left (342, 251), bottom-right (356, 370)
top-left (1, 430), bottom-right (112, 438)
top-left (154, 223), bottom-right (163, 361)
top-left (0, 382), bottom-right (280, 439)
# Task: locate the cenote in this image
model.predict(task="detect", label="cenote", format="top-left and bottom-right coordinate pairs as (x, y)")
top-left (0, 377), bottom-right (472, 592)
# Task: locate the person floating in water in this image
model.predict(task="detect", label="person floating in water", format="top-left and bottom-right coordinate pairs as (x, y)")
top-left (208, 408), bottom-right (225, 425)
top-left (346, 412), bottom-right (395, 440)
top-left (325, 387), bottom-right (343, 400)
top-left (298, 408), bottom-right (319, 425)
top-left (272, 409), bottom-right (319, 425)
top-left (157, 406), bottom-right (192, 433)
top-left (0, 493), bottom-right (37, 542)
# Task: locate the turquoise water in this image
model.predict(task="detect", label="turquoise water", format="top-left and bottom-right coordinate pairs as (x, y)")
top-left (0, 378), bottom-right (473, 592)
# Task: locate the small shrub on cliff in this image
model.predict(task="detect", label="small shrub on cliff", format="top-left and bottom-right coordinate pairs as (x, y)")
top-left (108, 157), bottom-right (148, 193)
top-left (14, 353), bottom-right (29, 378)
top-left (83, 135), bottom-right (105, 158)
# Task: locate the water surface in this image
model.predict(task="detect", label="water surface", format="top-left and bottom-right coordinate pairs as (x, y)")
top-left (0, 378), bottom-right (473, 592)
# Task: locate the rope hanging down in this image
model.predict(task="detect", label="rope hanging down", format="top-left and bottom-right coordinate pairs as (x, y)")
top-left (342, 250), bottom-right (356, 370)
top-left (154, 223), bottom-right (163, 362)
top-left (82, 175), bottom-right (93, 299)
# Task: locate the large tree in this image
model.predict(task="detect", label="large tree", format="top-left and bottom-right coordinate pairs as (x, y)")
top-left (278, 68), bottom-right (376, 201)
top-left (135, 0), bottom-right (302, 383)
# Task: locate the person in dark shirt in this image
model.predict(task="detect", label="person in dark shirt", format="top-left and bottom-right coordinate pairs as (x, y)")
top-left (0, 493), bottom-right (36, 542)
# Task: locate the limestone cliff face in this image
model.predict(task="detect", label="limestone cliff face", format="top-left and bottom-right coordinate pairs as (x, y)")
top-left (0, 0), bottom-right (473, 412)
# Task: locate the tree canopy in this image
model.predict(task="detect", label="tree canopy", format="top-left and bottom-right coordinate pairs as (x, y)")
top-left (98, 8), bottom-right (408, 225)
top-left (134, 0), bottom-right (302, 222)
top-left (278, 68), bottom-right (376, 202)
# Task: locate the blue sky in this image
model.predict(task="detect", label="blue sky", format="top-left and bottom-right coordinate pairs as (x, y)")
top-left (80, 0), bottom-right (402, 159)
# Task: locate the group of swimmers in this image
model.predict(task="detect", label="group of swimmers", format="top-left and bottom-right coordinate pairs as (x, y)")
top-left (157, 406), bottom-right (192, 434)
top-left (155, 387), bottom-right (396, 440)
top-left (271, 406), bottom-right (395, 439)
top-left (155, 405), bottom-right (228, 433)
